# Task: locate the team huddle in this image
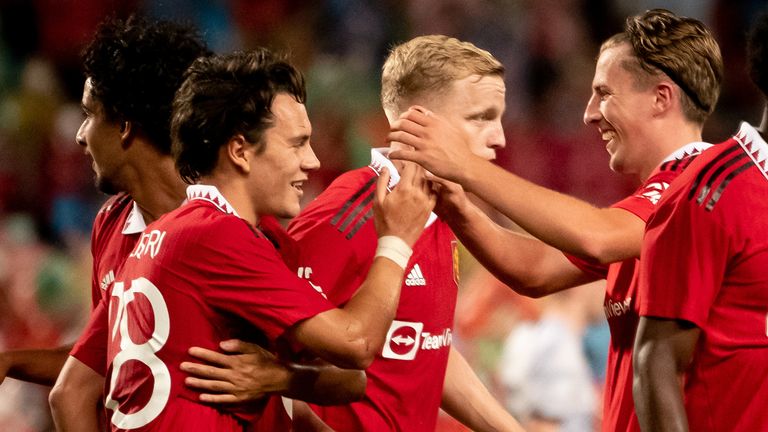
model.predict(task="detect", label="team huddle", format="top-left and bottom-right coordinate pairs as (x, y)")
top-left (1, 7), bottom-right (767, 432)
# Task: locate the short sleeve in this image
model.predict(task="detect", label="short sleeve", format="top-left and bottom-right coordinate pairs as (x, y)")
top-left (638, 190), bottom-right (729, 327)
top-left (70, 300), bottom-right (109, 376)
top-left (191, 217), bottom-right (337, 343)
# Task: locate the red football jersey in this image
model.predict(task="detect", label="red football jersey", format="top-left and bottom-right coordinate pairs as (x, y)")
top-left (568, 142), bottom-right (711, 431)
top-left (640, 123), bottom-right (768, 431)
top-left (288, 151), bottom-right (458, 432)
top-left (71, 193), bottom-right (144, 375)
top-left (98, 185), bottom-right (334, 431)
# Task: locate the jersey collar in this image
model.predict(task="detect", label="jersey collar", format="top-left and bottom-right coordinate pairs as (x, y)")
top-left (122, 201), bottom-right (147, 235)
top-left (369, 148), bottom-right (437, 227)
top-left (661, 141), bottom-right (713, 163)
top-left (186, 184), bottom-right (240, 217)
top-left (734, 121), bottom-right (768, 180)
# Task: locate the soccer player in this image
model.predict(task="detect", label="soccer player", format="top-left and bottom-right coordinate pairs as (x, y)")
top-left (633, 12), bottom-right (768, 431)
top-left (0, 15), bottom-right (208, 389)
top-left (183, 35), bottom-right (523, 431)
top-left (0, 16), bottom-right (362, 430)
top-left (387, 10), bottom-right (722, 431)
top-left (0, 16), bottom-right (212, 430)
top-left (67, 49), bottom-right (435, 431)
top-left (286, 35), bottom-right (521, 431)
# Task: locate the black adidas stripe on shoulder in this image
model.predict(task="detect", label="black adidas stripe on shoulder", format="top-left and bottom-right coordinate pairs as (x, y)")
top-left (687, 143), bottom-right (750, 211)
top-left (330, 176), bottom-right (377, 239)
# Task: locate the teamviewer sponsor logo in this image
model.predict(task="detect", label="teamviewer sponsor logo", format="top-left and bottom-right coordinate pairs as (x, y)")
top-left (382, 321), bottom-right (452, 360)
top-left (405, 264), bottom-right (426, 286)
top-left (382, 320), bottom-right (423, 360)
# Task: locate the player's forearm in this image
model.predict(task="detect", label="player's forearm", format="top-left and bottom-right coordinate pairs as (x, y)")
top-left (335, 256), bottom-right (405, 365)
top-left (49, 356), bottom-right (105, 432)
top-left (441, 348), bottom-right (524, 432)
top-left (2, 345), bottom-right (71, 386)
top-left (284, 362), bottom-right (366, 405)
top-left (449, 204), bottom-right (581, 297)
top-left (461, 159), bottom-right (639, 263)
top-left (294, 257), bottom-right (404, 369)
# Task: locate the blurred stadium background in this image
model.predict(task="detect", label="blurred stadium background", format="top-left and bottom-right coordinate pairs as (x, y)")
top-left (0, 0), bottom-right (764, 430)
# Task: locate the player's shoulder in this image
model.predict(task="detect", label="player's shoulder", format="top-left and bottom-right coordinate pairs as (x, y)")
top-left (658, 133), bottom-right (757, 214)
top-left (92, 193), bottom-right (134, 236)
top-left (314, 167), bottom-right (378, 206)
top-left (96, 193), bottom-right (133, 219)
top-left (290, 167), bottom-right (377, 232)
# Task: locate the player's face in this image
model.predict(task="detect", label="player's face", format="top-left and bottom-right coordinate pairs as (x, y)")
top-left (583, 43), bottom-right (656, 176)
top-left (430, 74), bottom-right (506, 161)
top-left (76, 78), bottom-right (125, 194)
top-left (248, 93), bottom-right (320, 219)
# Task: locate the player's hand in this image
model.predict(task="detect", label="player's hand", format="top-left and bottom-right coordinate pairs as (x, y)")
top-left (181, 339), bottom-right (289, 404)
top-left (430, 176), bottom-right (471, 221)
top-left (374, 163), bottom-right (436, 247)
top-left (387, 106), bottom-right (478, 183)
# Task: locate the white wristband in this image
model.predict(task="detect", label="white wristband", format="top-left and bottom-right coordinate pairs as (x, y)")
top-left (375, 235), bottom-right (413, 270)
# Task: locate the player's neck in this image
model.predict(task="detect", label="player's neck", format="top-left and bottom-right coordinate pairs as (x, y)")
top-left (126, 156), bottom-right (187, 224)
top-left (640, 120), bottom-right (703, 180)
top-left (200, 174), bottom-right (259, 226)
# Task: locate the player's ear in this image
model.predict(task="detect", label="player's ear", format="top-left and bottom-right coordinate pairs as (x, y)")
top-left (652, 81), bottom-right (675, 115)
top-left (119, 120), bottom-right (133, 149)
top-left (226, 134), bottom-right (252, 174)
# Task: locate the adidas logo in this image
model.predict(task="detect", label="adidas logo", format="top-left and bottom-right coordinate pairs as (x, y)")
top-left (405, 264), bottom-right (426, 286)
top-left (100, 270), bottom-right (115, 291)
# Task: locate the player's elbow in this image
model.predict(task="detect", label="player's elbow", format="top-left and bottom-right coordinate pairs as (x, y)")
top-left (498, 271), bottom-right (560, 299)
top-left (577, 229), bottom-right (640, 264)
top-left (48, 379), bottom-right (72, 420)
top-left (342, 342), bottom-right (377, 369)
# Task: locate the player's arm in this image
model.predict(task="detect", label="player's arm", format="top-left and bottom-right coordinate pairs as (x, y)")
top-left (633, 316), bottom-right (700, 432)
top-left (389, 108), bottom-right (644, 264)
top-left (285, 163), bottom-right (436, 369)
top-left (441, 347), bottom-right (525, 432)
top-left (0, 344), bottom-right (71, 386)
top-left (435, 179), bottom-right (596, 297)
top-left (180, 339), bottom-right (365, 405)
top-left (49, 356), bottom-right (104, 432)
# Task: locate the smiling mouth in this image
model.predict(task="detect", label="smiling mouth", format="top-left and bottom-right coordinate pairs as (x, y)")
top-left (600, 130), bottom-right (616, 142)
top-left (291, 181), bottom-right (305, 194)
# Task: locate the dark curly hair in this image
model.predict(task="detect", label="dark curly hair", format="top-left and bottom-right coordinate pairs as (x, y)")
top-left (747, 11), bottom-right (768, 98)
top-left (172, 49), bottom-right (306, 184)
top-left (82, 15), bottom-right (210, 155)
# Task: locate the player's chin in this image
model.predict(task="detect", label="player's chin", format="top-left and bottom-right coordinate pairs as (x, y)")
top-left (276, 202), bottom-right (301, 219)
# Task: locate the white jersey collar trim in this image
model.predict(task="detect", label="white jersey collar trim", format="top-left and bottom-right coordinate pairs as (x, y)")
top-left (122, 201), bottom-right (147, 235)
top-left (661, 141), bottom-right (713, 163)
top-left (369, 148), bottom-right (437, 227)
top-left (734, 121), bottom-right (768, 180)
top-left (186, 184), bottom-right (240, 217)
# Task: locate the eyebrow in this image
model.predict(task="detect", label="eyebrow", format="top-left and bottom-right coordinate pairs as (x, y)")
top-left (293, 133), bottom-right (311, 144)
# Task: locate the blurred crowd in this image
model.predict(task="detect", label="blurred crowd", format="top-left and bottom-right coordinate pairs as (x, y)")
top-left (0, 0), bottom-right (765, 430)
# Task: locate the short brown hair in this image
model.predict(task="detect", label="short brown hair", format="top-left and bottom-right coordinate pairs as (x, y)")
top-left (602, 9), bottom-right (722, 124)
top-left (381, 35), bottom-right (504, 115)
top-left (172, 49), bottom-right (306, 184)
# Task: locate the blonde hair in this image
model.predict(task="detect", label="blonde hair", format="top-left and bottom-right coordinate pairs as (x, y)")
top-left (381, 35), bottom-right (504, 115)
top-left (601, 9), bottom-right (723, 124)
